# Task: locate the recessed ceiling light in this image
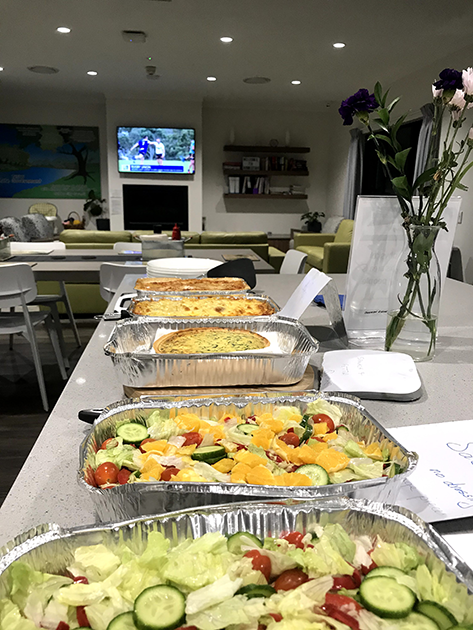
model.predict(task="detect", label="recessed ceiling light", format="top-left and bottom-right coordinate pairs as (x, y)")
top-left (57, 26), bottom-right (71, 34)
top-left (333, 42), bottom-right (346, 48)
top-left (291, 80), bottom-right (301, 85)
top-left (87, 71), bottom-right (98, 76)
top-left (220, 36), bottom-right (233, 43)
top-left (0, 67), bottom-right (3, 72)
top-left (28, 65), bottom-right (59, 74)
top-left (207, 76), bottom-right (217, 82)
top-left (243, 76), bottom-right (271, 84)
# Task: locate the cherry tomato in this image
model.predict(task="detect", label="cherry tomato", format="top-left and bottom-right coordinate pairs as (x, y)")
top-left (56, 623), bottom-right (70, 630)
top-left (361, 560), bottom-right (377, 575)
top-left (161, 467), bottom-right (180, 481)
top-left (117, 468), bottom-right (132, 485)
top-left (73, 575), bottom-right (89, 584)
top-left (269, 614), bottom-right (283, 622)
top-left (77, 605), bottom-right (90, 627)
top-left (282, 531), bottom-right (305, 549)
top-left (323, 605), bottom-right (360, 630)
top-left (332, 575), bottom-right (359, 590)
top-left (175, 627), bottom-right (198, 630)
top-left (181, 432), bottom-right (203, 447)
top-left (312, 414), bottom-right (335, 433)
top-left (286, 428), bottom-right (295, 433)
top-left (100, 438), bottom-right (116, 450)
top-left (324, 592), bottom-right (362, 612)
top-left (140, 438), bottom-right (158, 453)
top-left (274, 568), bottom-right (309, 591)
top-left (279, 433), bottom-right (300, 447)
top-left (244, 550), bottom-right (271, 582)
top-left (94, 462), bottom-right (119, 486)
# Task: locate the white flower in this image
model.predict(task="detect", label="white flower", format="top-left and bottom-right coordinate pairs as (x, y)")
top-left (432, 85), bottom-right (443, 99)
top-left (449, 88), bottom-right (466, 110)
top-left (463, 67), bottom-right (473, 95)
top-left (469, 127), bottom-right (473, 140)
top-left (451, 108), bottom-right (462, 122)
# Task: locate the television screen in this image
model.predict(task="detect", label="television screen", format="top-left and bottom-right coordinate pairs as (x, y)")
top-left (117, 127), bottom-right (195, 174)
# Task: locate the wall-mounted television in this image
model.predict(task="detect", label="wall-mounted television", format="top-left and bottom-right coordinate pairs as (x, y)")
top-left (117, 127), bottom-right (195, 174)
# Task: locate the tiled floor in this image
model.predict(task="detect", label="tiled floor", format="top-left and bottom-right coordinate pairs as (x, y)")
top-left (0, 318), bottom-right (97, 505)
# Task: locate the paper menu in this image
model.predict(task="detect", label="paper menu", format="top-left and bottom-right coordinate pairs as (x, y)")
top-left (390, 420), bottom-right (473, 523)
top-left (279, 268), bottom-right (331, 320)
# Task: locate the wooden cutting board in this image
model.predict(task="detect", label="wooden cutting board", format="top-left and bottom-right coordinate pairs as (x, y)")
top-left (123, 365), bottom-right (316, 398)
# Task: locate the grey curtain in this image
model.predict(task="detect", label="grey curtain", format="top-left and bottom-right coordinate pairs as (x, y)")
top-left (413, 103), bottom-right (435, 185)
top-left (343, 128), bottom-right (365, 219)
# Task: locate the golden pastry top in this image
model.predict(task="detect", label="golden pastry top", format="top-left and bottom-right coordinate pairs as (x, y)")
top-left (153, 327), bottom-right (270, 354)
top-left (133, 296), bottom-right (275, 318)
top-left (134, 277), bottom-right (250, 292)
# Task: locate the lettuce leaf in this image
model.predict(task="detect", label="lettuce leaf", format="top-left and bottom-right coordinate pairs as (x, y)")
top-left (275, 576), bottom-right (333, 618)
top-left (185, 574), bottom-right (243, 615)
top-left (137, 531), bottom-right (170, 570)
top-left (266, 618), bottom-right (328, 630)
top-left (348, 458), bottom-right (384, 480)
top-left (322, 524), bottom-right (356, 563)
top-left (0, 599), bottom-right (37, 630)
top-left (416, 562), bottom-right (473, 625)
top-left (344, 440), bottom-right (366, 458)
top-left (147, 414), bottom-right (184, 440)
top-left (186, 594), bottom-right (267, 630)
top-left (94, 440), bottom-right (138, 471)
top-left (287, 530), bottom-right (354, 578)
top-left (69, 543), bottom-right (121, 581)
top-left (305, 400), bottom-right (343, 426)
top-left (370, 538), bottom-right (424, 572)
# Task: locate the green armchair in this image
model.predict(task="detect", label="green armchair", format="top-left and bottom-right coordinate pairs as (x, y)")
top-left (294, 219), bottom-right (354, 273)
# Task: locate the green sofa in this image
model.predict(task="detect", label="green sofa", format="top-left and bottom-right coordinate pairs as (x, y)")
top-left (41, 230), bottom-right (285, 314)
top-left (294, 219), bottom-right (354, 273)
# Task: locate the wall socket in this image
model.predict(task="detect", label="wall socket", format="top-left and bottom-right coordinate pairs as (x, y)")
top-left (458, 211), bottom-right (463, 224)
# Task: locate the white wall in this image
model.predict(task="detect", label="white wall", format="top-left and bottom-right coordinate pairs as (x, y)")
top-left (105, 99), bottom-right (203, 232)
top-left (0, 98), bottom-right (107, 222)
top-left (202, 105), bottom-right (344, 234)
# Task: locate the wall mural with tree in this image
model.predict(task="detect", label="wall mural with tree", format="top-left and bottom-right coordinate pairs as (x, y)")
top-left (0, 123), bottom-right (100, 199)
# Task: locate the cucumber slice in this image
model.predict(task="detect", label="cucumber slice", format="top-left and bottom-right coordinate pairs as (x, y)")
top-left (237, 424), bottom-right (257, 435)
top-left (227, 531), bottom-right (263, 554)
top-left (116, 423), bottom-right (149, 444)
top-left (359, 576), bottom-right (416, 619)
top-left (396, 612), bottom-right (441, 629)
top-left (191, 445), bottom-right (226, 464)
top-left (133, 585), bottom-right (185, 630)
top-left (108, 611), bottom-right (138, 630)
top-left (415, 601), bottom-right (457, 630)
top-left (296, 464), bottom-right (330, 485)
top-left (365, 566), bottom-right (406, 579)
top-left (236, 584), bottom-right (276, 598)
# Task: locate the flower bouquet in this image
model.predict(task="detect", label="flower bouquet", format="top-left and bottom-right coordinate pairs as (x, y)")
top-left (340, 68), bottom-right (473, 360)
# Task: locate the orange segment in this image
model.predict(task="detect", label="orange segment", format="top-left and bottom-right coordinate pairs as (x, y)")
top-left (297, 444), bottom-right (319, 464)
top-left (175, 413), bottom-right (202, 432)
top-left (275, 472), bottom-right (312, 486)
top-left (308, 441), bottom-right (329, 454)
top-left (364, 443), bottom-right (384, 460)
top-left (212, 458), bottom-right (235, 473)
top-left (322, 432), bottom-right (337, 442)
top-left (313, 422), bottom-right (329, 435)
top-left (174, 468), bottom-right (207, 482)
top-left (260, 418), bottom-right (284, 433)
top-left (141, 440), bottom-right (168, 453)
top-left (234, 451), bottom-right (267, 468)
top-left (251, 427), bottom-right (274, 450)
top-left (231, 462), bottom-right (252, 483)
top-left (316, 449), bottom-right (350, 473)
top-left (246, 465), bottom-right (276, 486)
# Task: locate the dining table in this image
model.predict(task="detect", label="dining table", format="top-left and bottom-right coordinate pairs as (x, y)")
top-left (1, 273), bottom-right (472, 569)
top-left (8, 247), bottom-right (276, 281)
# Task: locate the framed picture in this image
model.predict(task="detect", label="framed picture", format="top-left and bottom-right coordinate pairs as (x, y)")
top-left (242, 156), bottom-right (261, 170)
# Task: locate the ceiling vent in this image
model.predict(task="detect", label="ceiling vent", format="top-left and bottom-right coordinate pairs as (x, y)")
top-left (145, 65), bottom-right (160, 80)
top-left (28, 66), bottom-right (59, 74)
top-left (122, 30), bottom-right (147, 44)
top-left (243, 76), bottom-right (271, 84)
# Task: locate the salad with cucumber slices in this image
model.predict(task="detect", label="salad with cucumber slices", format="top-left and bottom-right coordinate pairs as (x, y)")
top-left (2, 523), bottom-right (473, 630)
top-left (86, 399), bottom-right (405, 489)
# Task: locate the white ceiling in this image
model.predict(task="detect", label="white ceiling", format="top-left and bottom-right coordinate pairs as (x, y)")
top-left (2, 0), bottom-right (473, 107)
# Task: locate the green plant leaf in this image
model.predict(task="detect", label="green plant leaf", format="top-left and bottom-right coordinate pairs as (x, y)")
top-left (377, 108), bottom-right (390, 126)
top-left (373, 119), bottom-right (389, 133)
top-left (391, 175), bottom-right (412, 200)
top-left (373, 134), bottom-right (394, 148)
top-left (386, 155), bottom-right (400, 171)
top-left (375, 149), bottom-right (388, 165)
top-left (374, 82), bottom-right (383, 107)
top-left (392, 114), bottom-right (408, 140)
top-left (413, 167), bottom-right (437, 191)
top-left (455, 182), bottom-right (469, 191)
top-left (394, 148), bottom-right (411, 172)
top-left (387, 96), bottom-right (401, 112)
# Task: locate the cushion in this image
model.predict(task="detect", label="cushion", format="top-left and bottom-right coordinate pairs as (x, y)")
top-left (200, 231), bottom-right (268, 244)
top-left (322, 216), bottom-right (344, 233)
top-left (0, 217), bottom-right (28, 242)
top-left (21, 214), bottom-right (54, 240)
top-left (334, 219), bottom-right (354, 243)
top-left (60, 230), bottom-right (132, 244)
top-left (296, 245), bottom-right (324, 270)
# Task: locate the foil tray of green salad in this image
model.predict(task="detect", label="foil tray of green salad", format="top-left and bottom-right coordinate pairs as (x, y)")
top-left (78, 392), bottom-right (417, 522)
top-left (0, 498), bottom-right (472, 630)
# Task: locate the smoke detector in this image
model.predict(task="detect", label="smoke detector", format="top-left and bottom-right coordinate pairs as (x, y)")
top-left (122, 30), bottom-right (147, 44)
top-left (145, 65), bottom-right (160, 80)
top-left (28, 66), bottom-right (59, 74)
top-left (243, 76), bottom-right (271, 84)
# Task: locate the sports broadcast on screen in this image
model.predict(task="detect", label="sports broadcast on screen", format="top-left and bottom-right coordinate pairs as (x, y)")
top-left (117, 127), bottom-right (195, 174)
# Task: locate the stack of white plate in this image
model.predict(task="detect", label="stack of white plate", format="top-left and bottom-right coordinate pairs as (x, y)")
top-left (147, 257), bottom-right (222, 279)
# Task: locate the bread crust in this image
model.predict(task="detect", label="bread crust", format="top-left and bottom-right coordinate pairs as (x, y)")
top-left (153, 327), bottom-right (270, 354)
top-left (133, 296), bottom-right (275, 318)
top-left (135, 277), bottom-right (250, 292)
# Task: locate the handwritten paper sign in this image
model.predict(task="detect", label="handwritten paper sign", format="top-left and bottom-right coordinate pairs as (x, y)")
top-left (390, 419), bottom-right (473, 522)
top-left (279, 268), bottom-right (331, 321)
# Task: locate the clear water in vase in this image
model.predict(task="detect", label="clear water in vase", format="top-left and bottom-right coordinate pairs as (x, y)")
top-left (386, 310), bottom-right (437, 362)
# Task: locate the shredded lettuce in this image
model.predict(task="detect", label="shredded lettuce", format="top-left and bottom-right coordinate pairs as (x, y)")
top-left (0, 599), bottom-right (38, 630)
top-left (94, 440), bottom-right (138, 471)
top-left (348, 458), bottom-right (385, 480)
top-left (275, 576), bottom-right (332, 618)
top-left (147, 417), bottom-right (184, 440)
top-left (344, 440), bottom-right (366, 458)
top-left (185, 574), bottom-right (243, 615)
top-left (186, 594), bottom-right (267, 630)
top-left (69, 543), bottom-right (121, 581)
top-left (416, 561), bottom-right (473, 625)
top-left (370, 538), bottom-right (424, 572)
top-left (305, 400), bottom-right (343, 426)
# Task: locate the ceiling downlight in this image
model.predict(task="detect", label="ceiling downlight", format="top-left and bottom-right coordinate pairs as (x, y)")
top-left (243, 76), bottom-right (271, 84)
top-left (28, 66), bottom-right (59, 74)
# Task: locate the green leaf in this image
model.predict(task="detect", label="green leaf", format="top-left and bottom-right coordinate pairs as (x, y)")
top-left (374, 82), bottom-right (383, 107)
top-left (374, 134), bottom-right (394, 148)
top-left (375, 149), bottom-right (388, 165)
top-left (392, 113), bottom-right (408, 139)
top-left (391, 175), bottom-right (412, 200)
top-left (388, 96), bottom-right (401, 112)
top-left (373, 119), bottom-right (389, 133)
top-left (413, 167), bottom-right (437, 191)
top-left (386, 155), bottom-right (400, 171)
top-left (394, 148), bottom-right (411, 172)
top-left (455, 182), bottom-right (469, 191)
top-left (377, 108), bottom-right (390, 126)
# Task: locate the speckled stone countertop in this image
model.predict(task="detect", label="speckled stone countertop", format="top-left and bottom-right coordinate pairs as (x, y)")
top-left (1, 274), bottom-right (473, 556)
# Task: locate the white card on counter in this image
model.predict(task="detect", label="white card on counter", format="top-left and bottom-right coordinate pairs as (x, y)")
top-left (391, 420), bottom-right (473, 523)
top-left (279, 268), bottom-right (331, 320)
top-left (321, 350), bottom-right (421, 400)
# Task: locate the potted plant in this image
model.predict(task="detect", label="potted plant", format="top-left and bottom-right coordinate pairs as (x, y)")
top-left (301, 210), bottom-right (325, 233)
top-left (84, 190), bottom-right (109, 230)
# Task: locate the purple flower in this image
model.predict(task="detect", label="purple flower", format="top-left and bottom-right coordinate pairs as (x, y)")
top-left (339, 89), bottom-right (379, 126)
top-left (434, 68), bottom-right (463, 91)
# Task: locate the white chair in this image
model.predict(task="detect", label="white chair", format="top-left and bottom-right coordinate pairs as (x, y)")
top-left (100, 263), bottom-right (144, 303)
top-left (0, 263), bottom-right (67, 411)
top-left (280, 249), bottom-right (308, 274)
top-left (113, 242), bottom-right (142, 253)
top-left (10, 242), bottom-right (81, 357)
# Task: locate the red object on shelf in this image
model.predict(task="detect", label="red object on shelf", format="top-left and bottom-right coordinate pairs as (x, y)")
top-left (172, 223), bottom-right (181, 240)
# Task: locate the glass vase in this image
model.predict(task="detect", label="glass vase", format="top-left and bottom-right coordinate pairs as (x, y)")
top-left (385, 224), bottom-right (441, 362)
